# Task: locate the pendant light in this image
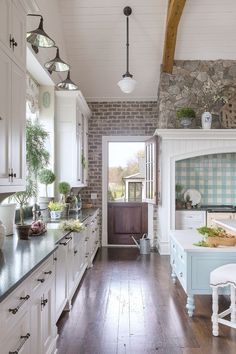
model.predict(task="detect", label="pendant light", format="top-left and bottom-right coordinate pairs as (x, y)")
top-left (117, 6), bottom-right (137, 94)
top-left (56, 71), bottom-right (78, 90)
top-left (27, 14), bottom-right (55, 53)
top-left (44, 46), bottom-right (70, 74)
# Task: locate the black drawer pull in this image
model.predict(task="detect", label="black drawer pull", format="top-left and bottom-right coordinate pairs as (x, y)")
top-left (44, 270), bottom-right (52, 275)
top-left (9, 295), bottom-right (30, 314)
top-left (9, 333), bottom-right (30, 353)
top-left (41, 298), bottom-right (48, 307)
top-left (74, 250), bottom-right (78, 254)
top-left (59, 237), bottom-right (72, 246)
top-left (54, 257), bottom-right (57, 261)
top-left (37, 278), bottom-right (45, 283)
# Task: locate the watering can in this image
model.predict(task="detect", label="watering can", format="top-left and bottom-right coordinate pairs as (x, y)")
top-left (131, 233), bottom-right (151, 255)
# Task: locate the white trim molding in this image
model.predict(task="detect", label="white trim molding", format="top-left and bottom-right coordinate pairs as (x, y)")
top-left (155, 129), bottom-right (236, 255)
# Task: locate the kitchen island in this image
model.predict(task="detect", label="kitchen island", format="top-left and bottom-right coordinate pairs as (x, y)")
top-left (170, 229), bottom-right (236, 317)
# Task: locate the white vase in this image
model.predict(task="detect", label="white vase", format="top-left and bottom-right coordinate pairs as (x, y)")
top-left (0, 221), bottom-right (6, 249)
top-left (201, 111), bottom-right (212, 129)
top-left (0, 203), bottom-right (16, 235)
top-left (50, 210), bottom-right (61, 220)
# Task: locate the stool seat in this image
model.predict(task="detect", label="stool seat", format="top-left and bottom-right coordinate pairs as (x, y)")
top-left (210, 263), bottom-right (236, 287)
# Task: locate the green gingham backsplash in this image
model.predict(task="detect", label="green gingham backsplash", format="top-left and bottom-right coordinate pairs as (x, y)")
top-left (176, 153), bottom-right (236, 205)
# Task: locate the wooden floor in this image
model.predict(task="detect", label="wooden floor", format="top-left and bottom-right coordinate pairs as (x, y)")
top-left (57, 248), bottom-right (236, 354)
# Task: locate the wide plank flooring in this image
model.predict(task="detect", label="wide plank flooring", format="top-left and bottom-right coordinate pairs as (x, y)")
top-left (57, 248), bottom-right (236, 354)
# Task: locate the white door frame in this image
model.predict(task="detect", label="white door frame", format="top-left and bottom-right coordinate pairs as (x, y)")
top-left (102, 136), bottom-right (149, 247)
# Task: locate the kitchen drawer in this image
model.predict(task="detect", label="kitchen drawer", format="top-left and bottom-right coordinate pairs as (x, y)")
top-left (1, 311), bottom-right (31, 354)
top-left (175, 211), bottom-right (206, 230)
top-left (0, 277), bottom-right (30, 337)
top-left (29, 255), bottom-right (55, 293)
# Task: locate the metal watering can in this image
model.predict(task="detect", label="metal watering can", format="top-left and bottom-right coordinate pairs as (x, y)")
top-left (131, 233), bottom-right (151, 255)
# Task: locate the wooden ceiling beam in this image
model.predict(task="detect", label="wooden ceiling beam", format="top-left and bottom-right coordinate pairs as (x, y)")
top-left (162, 0), bottom-right (186, 73)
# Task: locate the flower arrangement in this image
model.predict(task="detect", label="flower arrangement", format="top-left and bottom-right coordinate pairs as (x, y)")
top-left (48, 201), bottom-right (64, 211)
top-left (60, 219), bottom-right (85, 232)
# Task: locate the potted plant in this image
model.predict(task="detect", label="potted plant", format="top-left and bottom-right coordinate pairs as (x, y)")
top-left (48, 201), bottom-right (64, 220)
top-left (38, 169), bottom-right (56, 214)
top-left (58, 181), bottom-right (71, 218)
top-left (176, 107), bottom-right (196, 128)
top-left (13, 178), bottom-right (37, 239)
top-left (58, 181), bottom-right (71, 203)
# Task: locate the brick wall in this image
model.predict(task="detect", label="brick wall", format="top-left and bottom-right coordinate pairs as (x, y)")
top-left (81, 101), bottom-right (158, 210)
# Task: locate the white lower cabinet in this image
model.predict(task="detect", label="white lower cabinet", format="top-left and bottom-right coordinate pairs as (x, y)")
top-left (207, 212), bottom-right (235, 227)
top-left (0, 210), bottom-right (100, 354)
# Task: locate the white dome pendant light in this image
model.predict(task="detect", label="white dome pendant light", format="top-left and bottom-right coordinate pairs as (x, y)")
top-left (117, 6), bottom-right (137, 94)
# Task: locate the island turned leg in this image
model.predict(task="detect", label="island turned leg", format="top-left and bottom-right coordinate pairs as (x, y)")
top-left (231, 285), bottom-right (236, 323)
top-left (186, 295), bottom-right (195, 317)
top-left (212, 287), bottom-right (219, 336)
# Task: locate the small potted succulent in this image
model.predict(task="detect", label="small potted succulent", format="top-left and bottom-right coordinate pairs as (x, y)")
top-left (176, 107), bottom-right (196, 128)
top-left (38, 169), bottom-right (56, 215)
top-left (58, 181), bottom-right (71, 218)
top-left (48, 201), bottom-right (64, 220)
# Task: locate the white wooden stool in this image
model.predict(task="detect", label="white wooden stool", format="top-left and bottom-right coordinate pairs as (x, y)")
top-left (210, 264), bottom-right (236, 336)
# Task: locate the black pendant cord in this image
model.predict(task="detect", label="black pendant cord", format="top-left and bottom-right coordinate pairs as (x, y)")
top-left (123, 7), bottom-right (132, 78)
top-left (126, 15), bottom-right (129, 75)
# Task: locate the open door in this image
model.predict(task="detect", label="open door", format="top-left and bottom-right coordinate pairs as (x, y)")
top-left (145, 135), bottom-right (160, 205)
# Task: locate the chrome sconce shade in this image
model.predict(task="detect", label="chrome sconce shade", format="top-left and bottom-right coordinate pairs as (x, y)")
top-left (27, 14), bottom-right (55, 53)
top-left (44, 47), bottom-right (70, 74)
top-left (56, 71), bottom-right (78, 91)
top-left (117, 6), bottom-right (137, 94)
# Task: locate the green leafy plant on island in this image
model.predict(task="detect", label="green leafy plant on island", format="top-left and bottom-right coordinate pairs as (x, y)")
top-left (58, 181), bottom-right (71, 203)
top-left (38, 169), bottom-right (56, 198)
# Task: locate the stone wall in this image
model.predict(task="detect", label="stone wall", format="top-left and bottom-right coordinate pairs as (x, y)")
top-left (158, 60), bottom-right (236, 128)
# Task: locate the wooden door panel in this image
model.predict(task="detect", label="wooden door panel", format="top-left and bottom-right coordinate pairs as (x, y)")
top-left (108, 202), bottom-right (148, 245)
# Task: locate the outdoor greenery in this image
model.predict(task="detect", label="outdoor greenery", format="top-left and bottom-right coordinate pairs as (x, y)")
top-left (38, 169), bottom-right (56, 197)
top-left (26, 119), bottom-right (50, 181)
top-left (108, 150), bottom-right (144, 201)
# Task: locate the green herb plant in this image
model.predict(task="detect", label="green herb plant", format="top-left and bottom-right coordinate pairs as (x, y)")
top-left (58, 181), bottom-right (71, 203)
top-left (176, 108), bottom-right (196, 120)
top-left (48, 201), bottom-right (64, 211)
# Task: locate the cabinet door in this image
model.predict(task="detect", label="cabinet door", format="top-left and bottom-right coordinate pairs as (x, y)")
top-left (11, 61), bottom-right (26, 186)
top-left (207, 212), bottom-right (234, 227)
top-left (2, 312), bottom-right (31, 354)
top-left (67, 236), bottom-right (74, 297)
top-left (145, 136), bottom-right (160, 204)
top-left (76, 108), bottom-right (83, 185)
top-left (41, 282), bottom-right (56, 354)
top-left (0, 50), bottom-right (11, 185)
top-left (0, 0), bottom-right (11, 52)
top-left (55, 244), bottom-right (67, 321)
top-left (11, 0), bottom-right (26, 68)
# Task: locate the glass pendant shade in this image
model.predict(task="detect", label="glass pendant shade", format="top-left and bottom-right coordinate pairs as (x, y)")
top-left (44, 47), bottom-right (70, 74)
top-left (56, 71), bottom-right (78, 90)
top-left (117, 76), bottom-right (137, 94)
top-left (27, 17), bottom-right (55, 49)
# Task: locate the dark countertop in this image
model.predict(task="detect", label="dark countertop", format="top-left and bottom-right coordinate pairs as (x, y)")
top-left (0, 208), bottom-right (98, 303)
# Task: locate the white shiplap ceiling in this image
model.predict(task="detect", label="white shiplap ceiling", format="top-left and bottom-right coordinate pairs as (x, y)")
top-left (57, 0), bottom-right (236, 101)
top-left (58, 0), bottom-right (167, 101)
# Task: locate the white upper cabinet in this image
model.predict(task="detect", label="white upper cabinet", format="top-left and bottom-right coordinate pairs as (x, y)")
top-left (0, 0), bottom-right (29, 193)
top-left (55, 91), bottom-right (91, 188)
top-left (0, 0), bottom-right (26, 69)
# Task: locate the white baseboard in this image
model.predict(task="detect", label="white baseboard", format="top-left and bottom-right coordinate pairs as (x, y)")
top-left (157, 241), bottom-right (170, 255)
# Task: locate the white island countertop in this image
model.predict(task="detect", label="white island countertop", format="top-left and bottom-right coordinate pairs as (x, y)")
top-left (213, 219), bottom-right (236, 233)
top-left (170, 229), bottom-right (236, 252)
